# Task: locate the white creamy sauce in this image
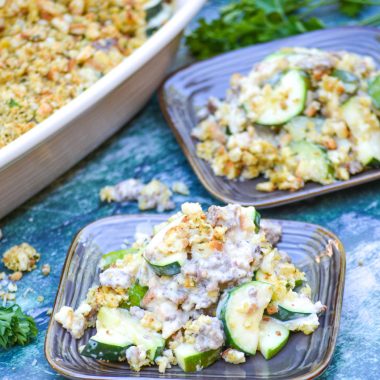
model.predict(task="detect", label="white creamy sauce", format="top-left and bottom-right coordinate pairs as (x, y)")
top-left (194, 318), bottom-right (224, 352)
top-left (99, 267), bottom-right (132, 289)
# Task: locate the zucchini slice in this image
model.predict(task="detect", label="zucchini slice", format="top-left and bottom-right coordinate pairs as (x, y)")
top-left (341, 96), bottom-right (380, 166)
top-left (146, 4), bottom-right (172, 36)
top-left (144, 0), bottom-right (163, 20)
top-left (252, 207), bottom-right (261, 233)
top-left (368, 75), bottom-right (380, 109)
top-left (341, 96), bottom-right (380, 137)
top-left (269, 293), bottom-right (319, 321)
top-left (81, 307), bottom-right (165, 362)
top-left (99, 248), bottom-right (139, 270)
top-left (81, 307), bottom-right (133, 361)
top-left (284, 116), bottom-right (324, 141)
top-left (256, 70), bottom-right (308, 126)
top-left (219, 281), bottom-right (273, 355)
top-left (146, 252), bottom-right (185, 276)
top-left (332, 69), bottom-right (359, 94)
top-left (131, 324), bottom-right (165, 360)
top-left (356, 134), bottom-right (380, 168)
top-left (120, 282), bottom-right (149, 309)
top-left (174, 343), bottom-right (221, 372)
top-left (255, 270), bottom-right (277, 286)
top-left (144, 215), bottom-right (186, 276)
top-left (258, 318), bottom-right (289, 360)
top-left (290, 140), bottom-right (335, 184)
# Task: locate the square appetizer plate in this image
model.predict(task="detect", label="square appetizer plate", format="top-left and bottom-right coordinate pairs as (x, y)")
top-left (159, 27), bottom-right (380, 208)
top-left (45, 214), bottom-right (345, 380)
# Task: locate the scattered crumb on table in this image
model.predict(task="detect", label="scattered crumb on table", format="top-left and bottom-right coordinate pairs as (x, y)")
top-left (2, 243), bottom-right (40, 272)
top-left (100, 178), bottom-right (189, 212)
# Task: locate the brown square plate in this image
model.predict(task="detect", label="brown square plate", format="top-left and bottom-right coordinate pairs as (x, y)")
top-left (159, 27), bottom-right (380, 208)
top-left (45, 214), bottom-right (345, 379)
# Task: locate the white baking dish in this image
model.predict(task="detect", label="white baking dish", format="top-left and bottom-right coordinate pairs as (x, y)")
top-left (0, 0), bottom-right (205, 220)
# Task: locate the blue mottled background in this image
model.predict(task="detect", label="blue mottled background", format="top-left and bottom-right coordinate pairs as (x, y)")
top-left (1, 1), bottom-right (380, 379)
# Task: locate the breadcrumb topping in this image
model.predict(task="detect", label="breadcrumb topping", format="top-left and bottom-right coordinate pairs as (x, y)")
top-left (0, 0), bottom-right (150, 148)
top-left (2, 243), bottom-right (40, 272)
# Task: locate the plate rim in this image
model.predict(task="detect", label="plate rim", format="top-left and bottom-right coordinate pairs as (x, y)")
top-left (158, 26), bottom-right (380, 208)
top-left (44, 214), bottom-right (346, 380)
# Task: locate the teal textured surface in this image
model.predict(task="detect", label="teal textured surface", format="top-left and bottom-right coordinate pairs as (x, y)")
top-left (1, 2), bottom-right (380, 379)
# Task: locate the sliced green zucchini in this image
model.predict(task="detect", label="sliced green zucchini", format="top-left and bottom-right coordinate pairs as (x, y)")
top-left (146, 3), bottom-right (172, 36)
top-left (81, 307), bottom-right (165, 362)
top-left (120, 282), bottom-right (148, 309)
top-left (255, 269), bottom-right (274, 284)
top-left (284, 116), bottom-right (324, 141)
top-left (241, 206), bottom-right (261, 233)
top-left (290, 140), bottom-right (335, 184)
top-left (269, 305), bottom-right (311, 321)
top-left (341, 96), bottom-right (380, 137)
top-left (277, 313), bottom-right (320, 335)
top-left (258, 318), bottom-right (289, 360)
top-left (174, 343), bottom-right (221, 372)
top-left (368, 75), bottom-right (380, 109)
top-left (354, 132), bottom-right (380, 167)
top-left (256, 70), bottom-right (308, 126)
top-left (144, 215), bottom-right (186, 276)
top-left (81, 307), bottom-right (133, 361)
top-left (146, 252), bottom-right (185, 276)
top-left (332, 69), bottom-right (359, 94)
top-left (269, 293), bottom-right (318, 321)
top-left (341, 96), bottom-right (380, 166)
top-left (252, 208), bottom-right (261, 233)
top-left (144, 0), bottom-right (163, 20)
top-left (99, 248), bottom-right (139, 270)
top-left (131, 323), bottom-right (165, 360)
top-left (219, 281), bottom-right (273, 355)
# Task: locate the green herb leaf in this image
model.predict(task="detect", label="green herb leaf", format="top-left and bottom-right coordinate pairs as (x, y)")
top-left (186, 0), bottom-right (380, 59)
top-left (8, 98), bottom-right (20, 108)
top-left (0, 304), bottom-right (37, 350)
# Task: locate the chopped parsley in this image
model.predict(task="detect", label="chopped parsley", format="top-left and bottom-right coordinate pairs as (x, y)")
top-left (8, 99), bottom-right (20, 108)
top-left (0, 304), bottom-right (37, 349)
top-left (186, 0), bottom-right (380, 59)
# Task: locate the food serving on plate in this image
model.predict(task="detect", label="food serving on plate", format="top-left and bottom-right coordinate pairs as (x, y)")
top-left (0, 0), bottom-right (172, 148)
top-left (192, 47), bottom-right (380, 192)
top-left (54, 203), bottom-right (325, 373)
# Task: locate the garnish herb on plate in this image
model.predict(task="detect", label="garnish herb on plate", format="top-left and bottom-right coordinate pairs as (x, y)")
top-left (186, 0), bottom-right (380, 59)
top-left (0, 304), bottom-right (37, 349)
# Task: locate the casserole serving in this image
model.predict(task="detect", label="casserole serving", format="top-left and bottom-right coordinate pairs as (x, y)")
top-left (45, 213), bottom-right (345, 379)
top-left (159, 27), bottom-right (380, 208)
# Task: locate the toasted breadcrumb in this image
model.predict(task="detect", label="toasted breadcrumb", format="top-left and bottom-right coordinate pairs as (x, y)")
top-left (222, 348), bottom-right (246, 364)
top-left (2, 243), bottom-right (40, 272)
top-left (9, 271), bottom-right (23, 282)
top-left (138, 180), bottom-right (174, 212)
top-left (42, 264), bottom-right (51, 276)
top-left (100, 178), bottom-right (176, 212)
top-left (54, 302), bottom-right (92, 339)
top-left (172, 181), bottom-right (190, 195)
top-left (7, 283), bottom-right (17, 292)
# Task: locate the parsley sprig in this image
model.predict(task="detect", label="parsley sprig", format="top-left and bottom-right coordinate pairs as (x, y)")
top-left (186, 0), bottom-right (380, 59)
top-left (0, 304), bottom-right (37, 349)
